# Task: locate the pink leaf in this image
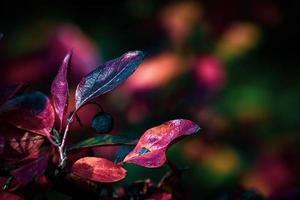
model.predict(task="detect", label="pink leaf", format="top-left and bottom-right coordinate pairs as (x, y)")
top-left (10, 150), bottom-right (49, 185)
top-left (72, 157), bottom-right (127, 183)
top-left (0, 92), bottom-right (55, 138)
top-left (123, 119), bottom-right (200, 168)
top-left (51, 51), bottom-right (72, 131)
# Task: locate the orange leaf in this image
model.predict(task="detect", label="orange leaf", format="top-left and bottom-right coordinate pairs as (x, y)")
top-left (72, 157), bottom-right (127, 183)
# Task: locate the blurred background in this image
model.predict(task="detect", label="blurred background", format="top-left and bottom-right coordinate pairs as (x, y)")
top-left (0, 0), bottom-right (299, 199)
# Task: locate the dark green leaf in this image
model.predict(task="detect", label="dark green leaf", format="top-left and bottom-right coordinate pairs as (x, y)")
top-left (68, 135), bottom-right (137, 151)
top-left (114, 145), bottom-right (134, 163)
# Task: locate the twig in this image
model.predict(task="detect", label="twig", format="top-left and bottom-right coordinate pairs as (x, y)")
top-left (75, 113), bottom-right (83, 126)
top-left (56, 102), bottom-right (104, 168)
top-left (58, 111), bottom-right (75, 168)
top-left (2, 176), bottom-right (13, 191)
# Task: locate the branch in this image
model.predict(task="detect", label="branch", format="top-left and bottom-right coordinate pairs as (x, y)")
top-left (56, 102), bottom-right (104, 168)
top-left (58, 111), bottom-right (75, 168)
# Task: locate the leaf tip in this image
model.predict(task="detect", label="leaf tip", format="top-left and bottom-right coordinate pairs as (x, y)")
top-left (124, 50), bottom-right (145, 60)
top-left (64, 50), bottom-right (73, 65)
top-left (194, 123), bottom-right (202, 133)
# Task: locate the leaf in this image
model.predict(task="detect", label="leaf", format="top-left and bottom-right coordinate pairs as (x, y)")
top-left (0, 91), bottom-right (55, 137)
top-left (0, 124), bottom-right (44, 162)
top-left (72, 157), bottom-right (127, 182)
top-left (114, 145), bottom-right (134, 163)
top-left (68, 135), bottom-right (137, 151)
top-left (10, 150), bottom-right (49, 185)
top-left (75, 51), bottom-right (145, 109)
top-left (0, 82), bottom-right (29, 106)
top-left (51, 51), bottom-right (72, 131)
top-left (123, 119), bottom-right (200, 168)
top-left (91, 112), bottom-right (113, 133)
top-left (6, 132), bottom-right (44, 157)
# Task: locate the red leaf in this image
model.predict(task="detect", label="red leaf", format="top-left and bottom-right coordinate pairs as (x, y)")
top-left (149, 192), bottom-right (172, 200)
top-left (51, 51), bottom-right (72, 131)
top-left (0, 92), bottom-right (55, 137)
top-left (6, 132), bottom-right (44, 157)
top-left (72, 157), bottom-right (127, 183)
top-left (10, 151), bottom-right (49, 185)
top-left (124, 119), bottom-right (200, 168)
top-left (0, 124), bottom-right (44, 161)
top-left (0, 192), bottom-right (23, 200)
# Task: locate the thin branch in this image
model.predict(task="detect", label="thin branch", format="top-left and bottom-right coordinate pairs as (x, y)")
top-left (72, 101), bottom-right (104, 128)
top-left (2, 176), bottom-right (13, 191)
top-left (87, 101), bottom-right (104, 112)
top-left (56, 102), bottom-right (104, 168)
top-left (58, 111), bottom-right (75, 168)
top-left (75, 113), bottom-right (83, 127)
top-left (77, 101), bottom-right (104, 113)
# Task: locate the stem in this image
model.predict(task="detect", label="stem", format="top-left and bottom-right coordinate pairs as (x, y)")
top-left (56, 102), bottom-right (104, 168)
top-left (2, 176), bottom-right (13, 191)
top-left (58, 112), bottom-right (75, 168)
top-left (88, 101), bottom-right (104, 112)
top-left (48, 134), bottom-right (59, 146)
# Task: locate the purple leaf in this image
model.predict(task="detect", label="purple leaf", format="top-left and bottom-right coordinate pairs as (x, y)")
top-left (0, 91), bottom-right (55, 138)
top-left (10, 150), bottom-right (49, 185)
top-left (75, 51), bottom-right (144, 109)
top-left (123, 119), bottom-right (200, 168)
top-left (51, 51), bottom-right (72, 131)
